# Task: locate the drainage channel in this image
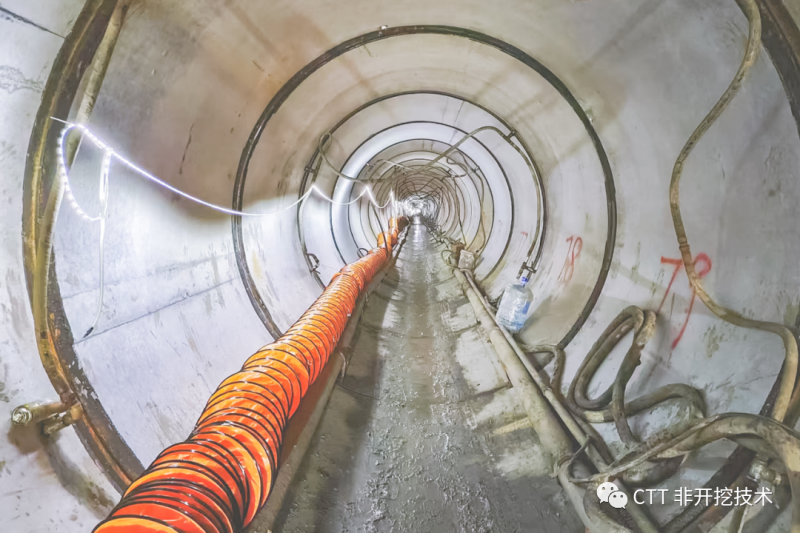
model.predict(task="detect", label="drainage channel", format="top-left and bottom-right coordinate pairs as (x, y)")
top-left (269, 221), bottom-right (582, 533)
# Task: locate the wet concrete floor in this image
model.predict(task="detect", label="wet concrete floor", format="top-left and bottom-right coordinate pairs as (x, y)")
top-left (270, 222), bottom-right (583, 532)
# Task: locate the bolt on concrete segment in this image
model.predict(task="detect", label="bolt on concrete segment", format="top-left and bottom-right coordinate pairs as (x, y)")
top-left (270, 223), bottom-right (582, 533)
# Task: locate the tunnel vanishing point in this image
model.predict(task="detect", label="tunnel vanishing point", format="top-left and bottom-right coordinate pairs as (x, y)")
top-left (3, 0), bottom-right (800, 532)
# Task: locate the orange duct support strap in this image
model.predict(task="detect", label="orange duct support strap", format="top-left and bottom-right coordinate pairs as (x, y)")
top-left (376, 229), bottom-right (399, 251)
top-left (94, 246), bottom-right (393, 533)
top-left (388, 216), bottom-right (409, 232)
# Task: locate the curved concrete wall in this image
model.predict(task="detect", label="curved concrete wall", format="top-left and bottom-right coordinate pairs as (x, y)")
top-left (2, 0), bottom-right (800, 530)
top-left (1, 4), bottom-right (120, 531)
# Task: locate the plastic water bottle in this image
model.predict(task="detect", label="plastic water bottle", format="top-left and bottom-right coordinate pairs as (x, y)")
top-left (495, 276), bottom-right (533, 333)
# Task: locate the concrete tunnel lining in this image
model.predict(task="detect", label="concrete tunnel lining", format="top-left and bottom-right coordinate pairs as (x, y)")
top-left (295, 90), bottom-right (513, 279)
top-left (237, 28), bottom-right (613, 342)
top-left (354, 144), bottom-right (490, 246)
top-left (4, 0), bottom-right (800, 530)
top-left (354, 140), bottom-right (493, 253)
top-left (307, 92), bottom-right (515, 257)
top-left (326, 120), bottom-right (515, 280)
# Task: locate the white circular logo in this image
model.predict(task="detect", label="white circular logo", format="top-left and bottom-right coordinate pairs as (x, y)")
top-left (596, 481), bottom-right (619, 503)
top-left (609, 491), bottom-right (628, 509)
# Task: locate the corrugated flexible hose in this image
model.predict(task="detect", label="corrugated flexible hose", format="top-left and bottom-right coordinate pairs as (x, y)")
top-left (93, 217), bottom-right (408, 533)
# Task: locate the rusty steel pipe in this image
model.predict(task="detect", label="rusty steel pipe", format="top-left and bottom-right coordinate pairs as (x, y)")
top-left (93, 225), bottom-right (402, 533)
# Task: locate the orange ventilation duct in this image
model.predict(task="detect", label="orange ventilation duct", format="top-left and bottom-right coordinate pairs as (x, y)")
top-left (93, 226), bottom-right (401, 533)
top-left (376, 231), bottom-right (397, 251)
top-left (377, 217), bottom-right (406, 251)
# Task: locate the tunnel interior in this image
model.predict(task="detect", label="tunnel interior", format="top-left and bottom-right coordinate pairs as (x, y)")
top-left (3, 0), bottom-right (800, 532)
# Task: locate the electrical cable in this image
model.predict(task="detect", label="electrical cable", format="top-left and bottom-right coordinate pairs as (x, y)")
top-left (83, 149), bottom-right (111, 338)
top-left (318, 132), bottom-right (467, 183)
top-left (319, 127), bottom-right (532, 260)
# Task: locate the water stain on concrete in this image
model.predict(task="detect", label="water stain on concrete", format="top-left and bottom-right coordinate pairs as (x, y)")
top-left (5, 268), bottom-right (28, 342)
top-left (703, 325), bottom-right (724, 358)
top-left (42, 436), bottom-right (115, 518)
top-left (0, 65), bottom-right (44, 93)
top-left (146, 400), bottom-right (183, 446)
top-left (630, 242), bottom-right (641, 277)
top-left (204, 291), bottom-right (218, 317)
top-left (0, 363), bottom-right (11, 403)
top-left (784, 301), bottom-right (799, 327)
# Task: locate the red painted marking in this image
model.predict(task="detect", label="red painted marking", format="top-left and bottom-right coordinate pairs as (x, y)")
top-left (558, 236), bottom-right (583, 283)
top-left (657, 257), bottom-right (684, 314)
top-left (658, 253), bottom-right (713, 348)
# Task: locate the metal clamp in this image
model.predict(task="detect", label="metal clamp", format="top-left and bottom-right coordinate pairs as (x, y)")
top-left (306, 253), bottom-right (320, 273)
top-left (749, 457), bottom-right (784, 487)
top-left (11, 400), bottom-right (82, 435)
top-left (517, 262), bottom-right (536, 278)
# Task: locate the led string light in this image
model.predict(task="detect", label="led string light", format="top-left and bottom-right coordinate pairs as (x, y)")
top-left (53, 120), bottom-right (397, 337)
top-left (56, 122), bottom-right (395, 217)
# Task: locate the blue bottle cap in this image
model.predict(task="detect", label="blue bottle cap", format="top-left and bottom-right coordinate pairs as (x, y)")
top-left (520, 276), bottom-right (529, 284)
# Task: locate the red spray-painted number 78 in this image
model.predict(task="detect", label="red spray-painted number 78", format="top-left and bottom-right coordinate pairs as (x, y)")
top-left (657, 253), bottom-right (713, 349)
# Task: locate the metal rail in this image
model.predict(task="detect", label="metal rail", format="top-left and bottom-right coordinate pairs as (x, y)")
top-left (21, 0), bottom-right (142, 491)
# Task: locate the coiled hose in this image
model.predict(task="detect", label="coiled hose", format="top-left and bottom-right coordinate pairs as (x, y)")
top-left (573, 1), bottom-right (800, 530)
top-left (661, 1), bottom-right (800, 530)
top-left (92, 218), bottom-right (407, 532)
top-left (566, 306), bottom-right (706, 488)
